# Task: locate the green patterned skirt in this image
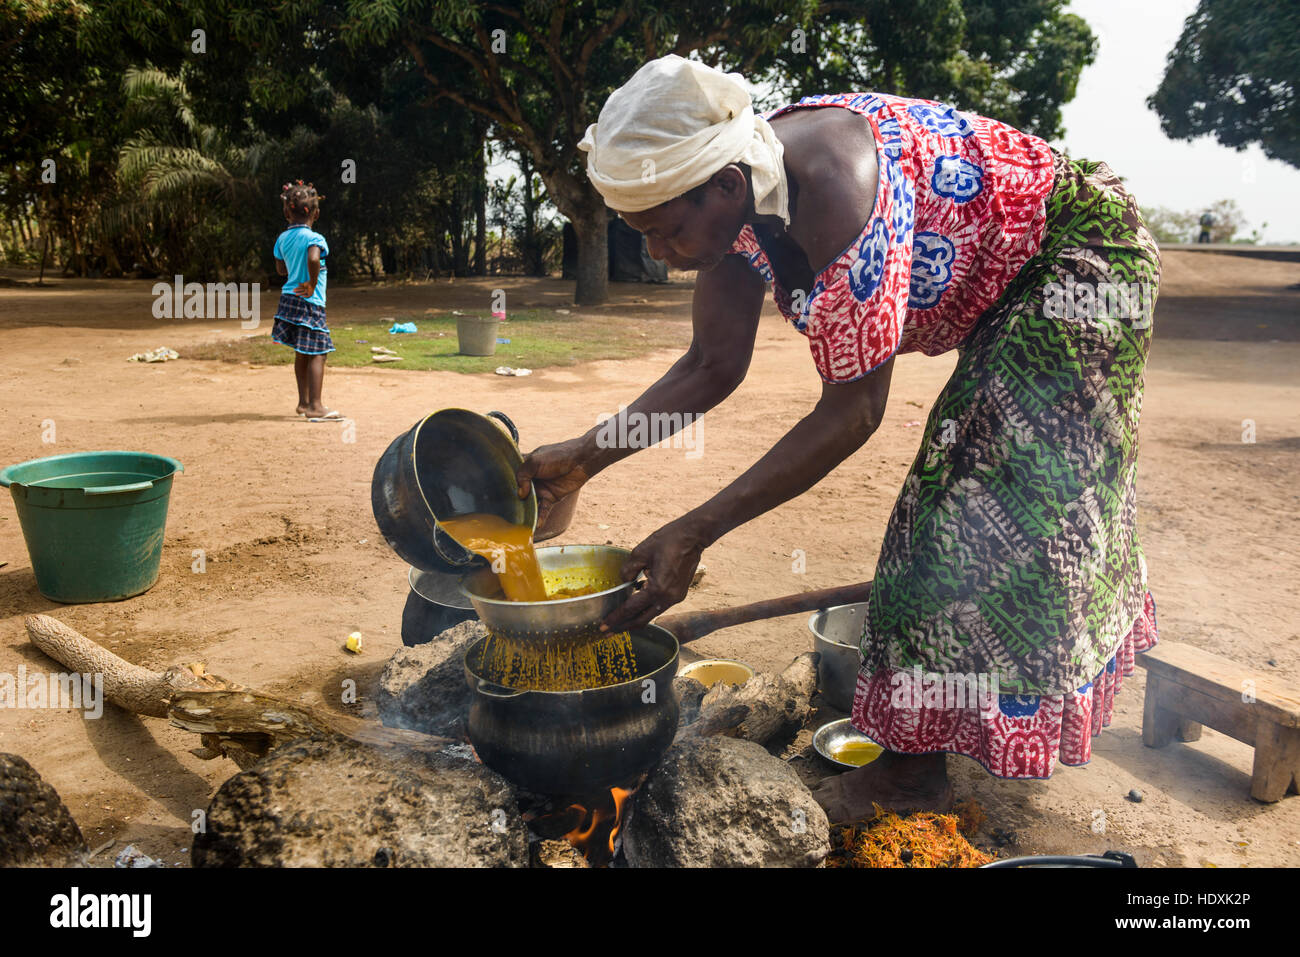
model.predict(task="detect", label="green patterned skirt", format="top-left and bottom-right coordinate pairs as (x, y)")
top-left (863, 154), bottom-right (1161, 698)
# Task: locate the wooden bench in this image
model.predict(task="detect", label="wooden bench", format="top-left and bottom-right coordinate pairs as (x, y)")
top-left (1137, 643), bottom-right (1300, 802)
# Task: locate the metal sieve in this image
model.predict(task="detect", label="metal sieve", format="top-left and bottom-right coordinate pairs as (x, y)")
top-left (459, 544), bottom-right (639, 645)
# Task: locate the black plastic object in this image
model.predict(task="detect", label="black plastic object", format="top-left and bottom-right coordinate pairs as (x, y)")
top-left (982, 851), bottom-right (1138, 868)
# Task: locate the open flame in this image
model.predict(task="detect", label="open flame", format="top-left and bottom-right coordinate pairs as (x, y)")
top-left (563, 785), bottom-right (636, 866)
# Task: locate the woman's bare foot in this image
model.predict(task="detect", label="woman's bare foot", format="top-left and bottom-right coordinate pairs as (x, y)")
top-left (812, 752), bottom-right (953, 824)
top-left (295, 403), bottom-right (309, 416)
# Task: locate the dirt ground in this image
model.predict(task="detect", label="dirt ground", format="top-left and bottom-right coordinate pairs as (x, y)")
top-left (1, 249), bottom-right (1297, 867)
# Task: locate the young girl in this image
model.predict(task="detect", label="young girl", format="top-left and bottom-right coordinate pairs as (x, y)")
top-left (273, 181), bottom-right (342, 420)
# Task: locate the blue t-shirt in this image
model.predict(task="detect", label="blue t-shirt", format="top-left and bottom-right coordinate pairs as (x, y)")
top-left (273, 225), bottom-right (329, 307)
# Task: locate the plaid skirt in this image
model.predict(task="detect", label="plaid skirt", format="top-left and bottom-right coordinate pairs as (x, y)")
top-left (851, 154), bottom-right (1162, 778)
top-left (272, 294), bottom-right (334, 354)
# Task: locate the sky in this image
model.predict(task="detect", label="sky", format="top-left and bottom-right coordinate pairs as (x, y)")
top-left (1058, 0), bottom-right (1300, 243)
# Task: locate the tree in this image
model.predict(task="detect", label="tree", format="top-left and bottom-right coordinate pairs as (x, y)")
top-left (75, 1), bottom-right (1101, 301)
top-left (763, 0), bottom-right (1096, 141)
top-left (334, 0), bottom-right (817, 305)
top-left (0, 0), bottom-right (143, 277)
top-left (382, 0), bottom-right (1093, 302)
top-left (104, 69), bottom-right (267, 278)
top-left (1140, 206), bottom-right (1199, 245)
top-left (1149, 0), bottom-right (1300, 168)
top-left (1140, 198), bottom-right (1250, 245)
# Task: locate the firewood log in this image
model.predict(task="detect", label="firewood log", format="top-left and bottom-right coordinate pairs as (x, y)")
top-left (24, 614), bottom-right (240, 717)
top-left (24, 615), bottom-right (450, 769)
top-left (685, 652), bottom-right (820, 746)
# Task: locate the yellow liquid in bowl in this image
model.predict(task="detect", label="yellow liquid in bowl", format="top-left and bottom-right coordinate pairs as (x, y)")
top-left (831, 740), bottom-right (883, 766)
top-left (442, 513), bottom-right (636, 691)
top-left (680, 661), bottom-right (753, 688)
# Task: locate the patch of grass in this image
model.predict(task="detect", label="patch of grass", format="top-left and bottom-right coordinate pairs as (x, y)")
top-left (188, 308), bottom-right (689, 372)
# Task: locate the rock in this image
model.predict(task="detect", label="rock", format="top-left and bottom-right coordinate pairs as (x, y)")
top-left (0, 753), bottom-right (86, 866)
top-left (674, 675), bottom-right (708, 726)
top-left (622, 736), bottom-right (829, 868)
top-left (1127, 788), bottom-right (1144, 803)
top-left (193, 736), bottom-right (528, 867)
top-left (376, 619), bottom-right (486, 737)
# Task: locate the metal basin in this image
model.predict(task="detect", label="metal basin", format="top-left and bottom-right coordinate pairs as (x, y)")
top-left (807, 601), bottom-right (868, 712)
top-left (401, 566), bottom-right (477, 647)
top-left (813, 717), bottom-right (883, 769)
top-left (464, 625), bottom-right (679, 794)
top-left (460, 544), bottom-right (636, 645)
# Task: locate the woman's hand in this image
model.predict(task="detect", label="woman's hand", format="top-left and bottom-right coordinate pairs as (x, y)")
top-left (516, 437), bottom-right (593, 528)
top-left (601, 518), bottom-right (708, 632)
top-left (294, 280), bottom-right (316, 297)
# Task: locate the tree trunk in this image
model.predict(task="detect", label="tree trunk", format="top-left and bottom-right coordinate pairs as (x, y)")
top-left (473, 169), bottom-right (487, 277)
top-left (519, 152), bottom-right (538, 275)
top-left (531, 162), bottom-right (611, 304)
top-left (570, 209), bottom-right (608, 306)
top-left (473, 117), bottom-right (488, 277)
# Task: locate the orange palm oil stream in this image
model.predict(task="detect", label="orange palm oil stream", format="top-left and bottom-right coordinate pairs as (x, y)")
top-left (440, 513), bottom-right (549, 602)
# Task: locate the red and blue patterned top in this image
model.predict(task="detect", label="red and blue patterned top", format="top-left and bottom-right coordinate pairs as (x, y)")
top-left (729, 93), bottom-right (1056, 382)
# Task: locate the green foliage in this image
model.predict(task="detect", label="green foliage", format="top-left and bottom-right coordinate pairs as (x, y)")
top-left (759, 0), bottom-right (1097, 140)
top-left (1140, 205), bottom-right (1200, 245)
top-left (2, 0), bottom-right (1101, 288)
top-left (1149, 0), bottom-right (1300, 168)
top-left (1141, 198), bottom-right (1251, 244)
top-left (102, 69), bottom-right (266, 277)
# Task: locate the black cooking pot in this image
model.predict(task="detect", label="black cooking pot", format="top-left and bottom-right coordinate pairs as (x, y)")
top-left (371, 409), bottom-right (537, 575)
top-left (401, 567), bottom-right (478, 647)
top-left (464, 626), bottom-right (680, 794)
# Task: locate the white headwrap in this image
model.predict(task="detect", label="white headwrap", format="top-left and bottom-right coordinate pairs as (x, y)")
top-left (579, 55), bottom-right (790, 226)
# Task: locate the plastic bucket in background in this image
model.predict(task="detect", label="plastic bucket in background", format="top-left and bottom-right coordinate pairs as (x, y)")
top-left (0, 451), bottom-right (184, 603)
top-left (456, 316), bottom-right (501, 356)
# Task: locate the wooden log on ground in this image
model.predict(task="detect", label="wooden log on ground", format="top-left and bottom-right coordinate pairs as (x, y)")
top-left (170, 690), bottom-right (452, 766)
top-left (25, 615), bottom-right (451, 770)
top-left (25, 614), bottom-right (240, 717)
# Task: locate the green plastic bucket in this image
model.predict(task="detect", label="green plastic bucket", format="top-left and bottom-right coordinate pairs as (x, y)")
top-left (1, 451), bottom-right (184, 603)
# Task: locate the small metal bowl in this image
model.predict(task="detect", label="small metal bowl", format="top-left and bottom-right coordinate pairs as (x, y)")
top-left (813, 718), bottom-right (884, 769)
top-left (678, 658), bottom-right (755, 688)
top-left (460, 543), bottom-right (636, 644)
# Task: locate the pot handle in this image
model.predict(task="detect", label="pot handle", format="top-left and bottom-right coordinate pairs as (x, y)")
top-left (485, 410), bottom-right (519, 444)
top-left (476, 678), bottom-right (525, 699)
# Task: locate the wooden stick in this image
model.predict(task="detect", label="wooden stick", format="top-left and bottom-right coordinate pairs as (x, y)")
top-left (169, 690), bottom-right (452, 766)
top-left (25, 615), bottom-right (451, 768)
top-left (680, 652), bottom-right (821, 746)
top-left (656, 581), bottom-right (870, 644)
top-left (25, 614), bottom-right (240, 717)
